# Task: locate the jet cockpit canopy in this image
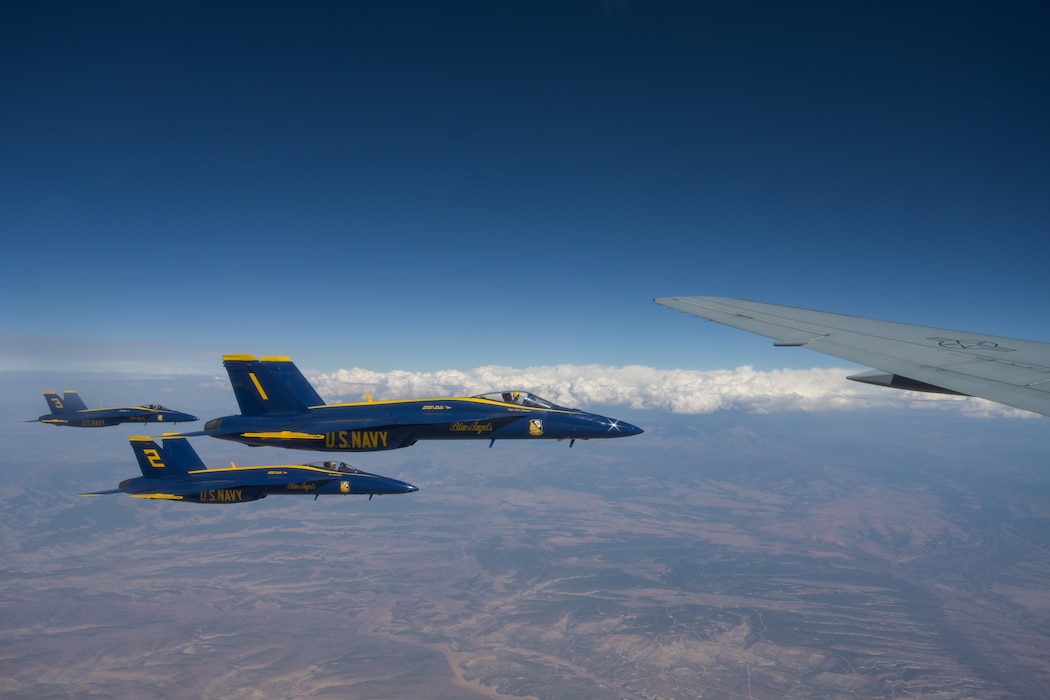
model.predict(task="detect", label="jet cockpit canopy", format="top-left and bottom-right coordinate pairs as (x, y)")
top-left (472, 391), bottom-right (572, 410)
top-left (316, 461), bottom-right (361, 473)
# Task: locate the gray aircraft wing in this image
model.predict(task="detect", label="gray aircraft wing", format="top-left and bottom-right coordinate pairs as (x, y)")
top-left (654, 296), bottom-right (1050, 417)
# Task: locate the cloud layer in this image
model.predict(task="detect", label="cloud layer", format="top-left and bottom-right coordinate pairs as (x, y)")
top-left (308, 364), bottom-right (1032, 419)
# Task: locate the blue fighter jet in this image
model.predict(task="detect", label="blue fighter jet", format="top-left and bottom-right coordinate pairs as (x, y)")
top-left (30, 391), bottom-right (198, 427)
top-left (179, 355), bottom-right (642, 452)
top-left (80, 435), bottom-right (418, 503)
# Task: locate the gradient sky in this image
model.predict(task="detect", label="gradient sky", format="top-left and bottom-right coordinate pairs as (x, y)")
top-left (2, 1), bottom-right (1048, 378)
top-left (3, 7), bottom-right (1050, 695)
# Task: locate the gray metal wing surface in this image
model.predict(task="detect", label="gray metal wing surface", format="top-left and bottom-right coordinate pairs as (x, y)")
top-left (654, 296), bottom-right (1050, 417)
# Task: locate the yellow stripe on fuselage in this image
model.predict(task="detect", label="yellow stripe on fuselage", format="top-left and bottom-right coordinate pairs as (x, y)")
top-left (317, 397), bottom-right (581, 414)
top-left (189, 464), bottom-right (344, 476)
top-left (240, 431), bottom-right (325, 440)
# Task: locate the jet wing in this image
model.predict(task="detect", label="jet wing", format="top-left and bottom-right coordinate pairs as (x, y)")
top-left (654, 296), bottom-right (1050, 417)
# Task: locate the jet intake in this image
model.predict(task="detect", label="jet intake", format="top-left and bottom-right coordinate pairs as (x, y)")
top-left (846, 370), bottom-right (966, 396)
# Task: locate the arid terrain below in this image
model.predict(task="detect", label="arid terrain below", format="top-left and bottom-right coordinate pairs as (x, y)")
top-left (2, 409), bottom-right (1049, 698)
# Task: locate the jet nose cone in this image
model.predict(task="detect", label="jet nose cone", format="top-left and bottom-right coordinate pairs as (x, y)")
top-left (618, 421), bottom-right (644, 436)
top-left (606, 419), bottom-right (643, 437)
top-left (563, 413), bottom-right (645, 439)
top-left (385, 478), bottom-right (419, 495)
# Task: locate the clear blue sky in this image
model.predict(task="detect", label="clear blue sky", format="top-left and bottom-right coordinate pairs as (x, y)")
top-left (3, 1), bottom-right (1048, 376)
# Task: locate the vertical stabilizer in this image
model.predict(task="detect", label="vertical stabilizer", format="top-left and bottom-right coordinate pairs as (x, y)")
top-left (129, 436), bottom-right (191, 479)
top-left (160, 435), bottom-right (208, 471)
top-left (43, 392), bottom-right (66, 414)
top-left (221, 354), bottom-right (313, 416)
top-left (61, 391), bottom-right (88, 412)
top-left (43, 391), bottom-right (87, 414)
top-left (260, 356), bottom-right (326, 407)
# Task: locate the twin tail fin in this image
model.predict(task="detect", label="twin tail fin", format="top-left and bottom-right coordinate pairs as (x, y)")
top-left (221, 355), bottom-right (325, 417)
top-left (42, 390), bottom-right (88, 414)
top-left (130, 435), bottom-right (204, 479)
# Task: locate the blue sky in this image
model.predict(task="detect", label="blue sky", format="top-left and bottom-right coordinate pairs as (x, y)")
top-left (2, 1), bottom-right (1048, 380)
top-left (3, 6), bottom-right (1050, 696)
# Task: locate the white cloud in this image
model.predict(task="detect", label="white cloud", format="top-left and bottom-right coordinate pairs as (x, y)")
top-left (308, 364), bottom-right (1035, 418)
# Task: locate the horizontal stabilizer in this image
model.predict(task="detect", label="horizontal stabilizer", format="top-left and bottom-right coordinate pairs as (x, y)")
top-left (160, 429), bottom-right (222, 439)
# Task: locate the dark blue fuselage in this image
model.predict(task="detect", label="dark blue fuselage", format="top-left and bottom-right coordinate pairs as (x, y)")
top-left (201, 394), bottom-right (642, 452)
top-left (104, 463), bottom-right (417, 503)
top-left (38, 406), bottom-right (198, 427)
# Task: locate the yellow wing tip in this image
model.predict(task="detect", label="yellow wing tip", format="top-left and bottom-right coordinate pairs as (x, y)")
top-left (222, 354), bottom-right (258, 361)
top-left (260, 355), bottom-right (293, 362)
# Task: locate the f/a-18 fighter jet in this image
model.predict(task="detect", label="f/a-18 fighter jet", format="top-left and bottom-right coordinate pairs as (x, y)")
top-left (30, 390), bottom-right (198, 427)
top-left (80, 435), bottom-right (418, 503)
top-left (177, 355), bottom-right (642, 452)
